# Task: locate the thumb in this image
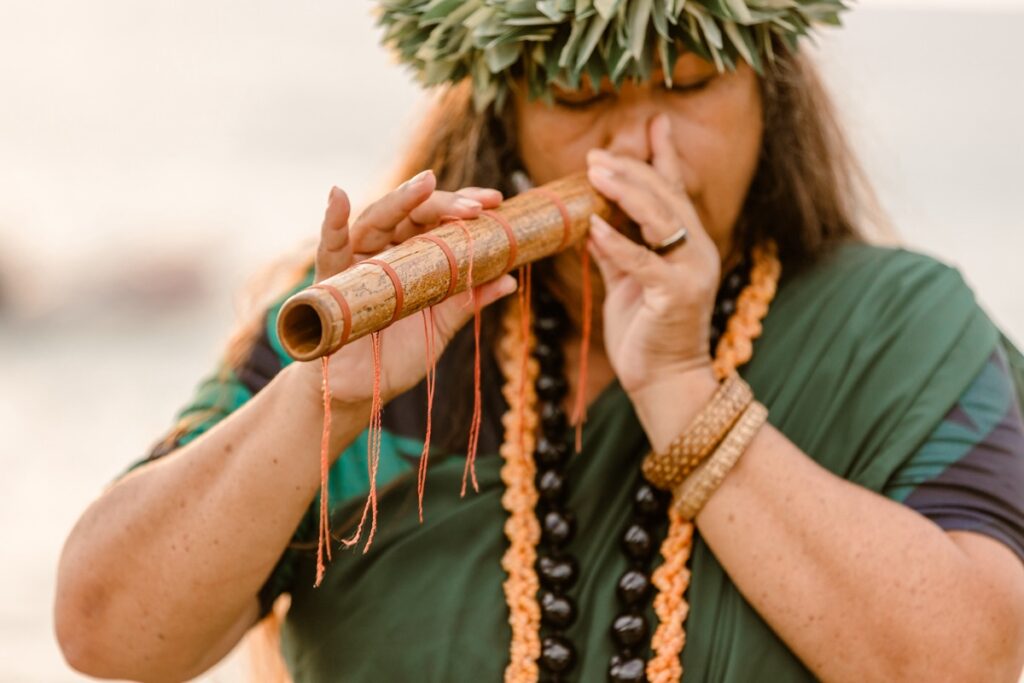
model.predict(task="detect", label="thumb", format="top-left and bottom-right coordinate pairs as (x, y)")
top-left (431, 274), bottom-right (518, 343)
top-left (315, 186), bottom-right (353, 283)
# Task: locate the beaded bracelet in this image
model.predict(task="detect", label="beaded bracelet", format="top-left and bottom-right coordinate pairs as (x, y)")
top-left (672, 401), bottom-right (768, 520)
top-left (641, 373), bottom-right (753, 491)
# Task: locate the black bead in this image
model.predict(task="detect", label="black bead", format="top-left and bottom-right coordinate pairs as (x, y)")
top-left (540, 635), bottom-right (576, 674)
top-left (610, 613), bottom-right (649, 648)
top-left (715, 298), bottom-right (736, 319)
top-left (534, 314), bottom-right (566, 337)
top-left (535, 437), bottom-right (569, 468)
top-left (536, 373), bottom-right (569, 401)
top-left (533, 286), bottom-right (562, 310)
top-left (533, 341), bottom-right (564, 369)
top-left (633, 484), bottom-right (668, 517)
top-left (724, 270), bottom-right (745, 294)
top-left (621, 524), bottom-right (653, 561)
top-left (608, 656), bottom-right (647, 683)
top-left (540, 401), bottom-right (567, 432)
top-left (538, 555), bottom-right (579, 590)
top-left (540, 590), bottom-right (576, 629)
top-left (616, 569), bottom-right (650, 605)
top-left (542, 510), bottom-right (576, 546)
top-left (537, 469), bottom-right (568, 503)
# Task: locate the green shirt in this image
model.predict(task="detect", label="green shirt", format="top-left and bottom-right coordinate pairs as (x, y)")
top-left (128, 243), bottom-right (1024, 682)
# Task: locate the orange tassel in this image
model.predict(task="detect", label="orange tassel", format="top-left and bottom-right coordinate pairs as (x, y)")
top-left (516, 264), bottom-right (533, 458)
top-left (571, 243), bottom-right (593, 452)
top-left (341, 331), bottom-right (384, 554)
top-left (417, 308), bottom-right (437, 521)
top-left (315, 354), bottom-right (333, 586)
top-left (454, 219), bottom-right (483, 497)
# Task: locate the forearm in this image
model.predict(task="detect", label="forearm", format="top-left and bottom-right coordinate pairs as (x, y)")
top-left (632, 371), bottom-right (1022, 682)
top-left (55, 362), bottom-right (368, 680)
top-left (698, 425), bottom-right (1023, 682)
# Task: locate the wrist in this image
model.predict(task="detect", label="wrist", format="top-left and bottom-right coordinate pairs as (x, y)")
top-left (281, 362), bottom-right (372, 430)
top-left (628, 363), bottom-right (720, 453)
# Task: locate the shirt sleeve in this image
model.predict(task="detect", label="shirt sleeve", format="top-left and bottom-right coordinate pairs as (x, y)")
top-left (883, 344), bottom-right (1024, 562)
top-left (121, 266), bottom-right (318, 617)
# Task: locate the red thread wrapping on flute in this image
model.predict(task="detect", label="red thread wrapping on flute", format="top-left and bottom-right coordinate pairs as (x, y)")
top-left (482, 209), bottom-right (518, 273)
top-left (364, 259), bottom-right (404, 324)
top-left (341, 331), bottom-right (384, 553)
top-left (417, 308), bottom-right (437, 521)
top-left (572, 243), bottom-right (592, 452)
top-left (315, 354), bottom-right (333, 586)
top-left (531, 187), bottom-right (573, 250)
top-left (414, 234), bottom-right (459, 298)
top-left (311, 283), bottom-right (352, 347)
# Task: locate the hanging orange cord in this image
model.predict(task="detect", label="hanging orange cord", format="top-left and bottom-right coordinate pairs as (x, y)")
top-left (315, 354), bottom-right (333, 587)
top-left (417, 308), bottom-right (438, 522)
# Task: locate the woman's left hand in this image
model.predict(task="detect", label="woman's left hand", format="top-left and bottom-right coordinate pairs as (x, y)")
top-left (585, 114), bottom-right (722, 445)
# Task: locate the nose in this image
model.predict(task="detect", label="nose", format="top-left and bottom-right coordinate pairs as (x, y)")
top-left (601, 99), bottom-right (658, 162)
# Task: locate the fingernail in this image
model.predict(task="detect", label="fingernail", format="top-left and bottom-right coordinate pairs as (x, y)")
top-left (402, 169), bottom-right (433, 189)
top-left (588, 148), bottom-right (612, 160)
top-left (588, 165), bottom-right (615, 181)
top-left (456, 197), bottom-right (482, 210)
top-left (498, 275), bottom-right (517, 295)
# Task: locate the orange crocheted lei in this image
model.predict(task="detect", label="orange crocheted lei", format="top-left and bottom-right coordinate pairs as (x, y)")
top-left (496, 241), bottom-right (781, 683)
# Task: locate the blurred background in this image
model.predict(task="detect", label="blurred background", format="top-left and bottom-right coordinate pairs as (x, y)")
top-left (1, 0), bottom-right (1022, 680)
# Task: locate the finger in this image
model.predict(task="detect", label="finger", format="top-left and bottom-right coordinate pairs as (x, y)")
top-left (590, 147), bottom-right (681, 212)
top-left (586, 160), bottom-right (680, 246)
top-left (587, 213), bottom-right (672, 288)
top-left (587, 215), bottom-right (628, 289)
top-left (315, 186), bottom-right (353, 283)
top-left (649, 114), bottom-right (685, 191)
top-left (456, 187), bottom-right (503, 208)
top-left (393, 191), bottom-right (484, 243)
top-left (351, 170), bottom-right (436, 255)
top-left (431, 274), bottom-right (518, 343)
top-left (393, 187), bottom-right (505, 243)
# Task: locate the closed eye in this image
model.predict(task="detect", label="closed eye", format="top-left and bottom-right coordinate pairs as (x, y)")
top-left (554, 75), bottom-right (714, 110)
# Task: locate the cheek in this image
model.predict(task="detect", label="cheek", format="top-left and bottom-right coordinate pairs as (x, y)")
top-left (669, 69), bottom-right (763, 249)
top-left (516, 105), bottom-right (601, 185)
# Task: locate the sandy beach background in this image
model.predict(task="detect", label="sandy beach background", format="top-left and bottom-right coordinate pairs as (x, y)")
top-left (1, 1), bottom-right (1022, 680)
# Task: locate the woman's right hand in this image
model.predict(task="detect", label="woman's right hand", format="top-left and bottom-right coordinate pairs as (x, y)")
top-left (297, 169), bottom-right (517, 407)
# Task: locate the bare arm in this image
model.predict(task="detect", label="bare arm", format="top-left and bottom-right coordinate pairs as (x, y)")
top-left (55, 362), bottom-right (367, 681)
top-left (633, 370), bottom-right (1024, 683)
top-left (584, 127), bottom-right (1024, 682)
top-left (54, 173), bottom-right (515, 681)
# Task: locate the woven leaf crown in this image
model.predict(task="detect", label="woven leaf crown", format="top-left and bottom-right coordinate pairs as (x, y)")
top-left (377, 0), bottom-right (849, 110)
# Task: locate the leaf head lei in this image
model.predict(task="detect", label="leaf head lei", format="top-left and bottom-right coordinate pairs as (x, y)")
top-left (376, 0), bottom-right (849, 110)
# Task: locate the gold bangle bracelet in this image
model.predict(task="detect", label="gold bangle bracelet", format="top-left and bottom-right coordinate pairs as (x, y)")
top-left (641, 373), bottom-right (753, 491)
top-left (672, 400), bottom-right (768, 520)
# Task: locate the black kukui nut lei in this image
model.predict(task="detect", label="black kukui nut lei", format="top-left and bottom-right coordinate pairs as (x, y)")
top-left (528, 259), bottom-right (749, 682)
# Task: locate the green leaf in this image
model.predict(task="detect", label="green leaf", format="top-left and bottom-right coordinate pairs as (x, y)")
top-left (626, 0), bottom-right (653, 59)
top-left (574, 12), bottom-right (610, 71)
top-left (594, 0), bottom-right (620, 20)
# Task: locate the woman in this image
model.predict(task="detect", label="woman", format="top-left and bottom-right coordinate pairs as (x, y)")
top-left (55, 2), bottom-right (1024, 681)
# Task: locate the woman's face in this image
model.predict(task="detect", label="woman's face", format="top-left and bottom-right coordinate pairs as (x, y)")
top-left (513, 53), bottom-right (764, 258)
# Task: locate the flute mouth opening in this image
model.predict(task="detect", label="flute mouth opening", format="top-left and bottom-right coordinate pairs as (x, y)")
top-left (278, 301), bottom-right (327, 362)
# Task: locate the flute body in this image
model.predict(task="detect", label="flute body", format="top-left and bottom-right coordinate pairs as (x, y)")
top-left (276, 172), bottom-right (612, 361)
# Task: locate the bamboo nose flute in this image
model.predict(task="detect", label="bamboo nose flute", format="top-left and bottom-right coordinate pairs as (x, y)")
top-left (277, 172), bottom-right (615, 361)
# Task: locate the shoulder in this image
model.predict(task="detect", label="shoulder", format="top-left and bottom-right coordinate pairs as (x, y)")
top-left (789, 241), bottom-right (968, 296)
top-left (770, 241), bottom-right (985, 337)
